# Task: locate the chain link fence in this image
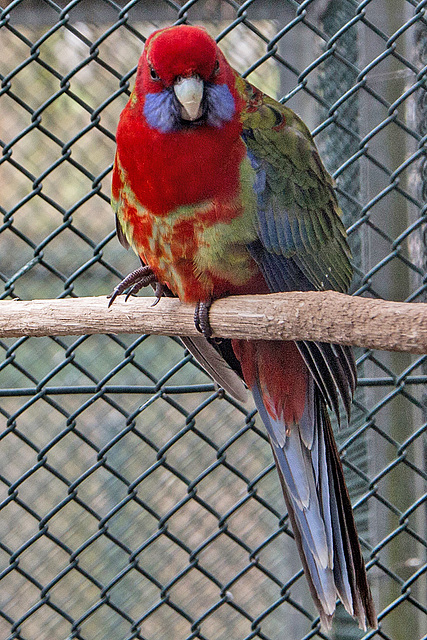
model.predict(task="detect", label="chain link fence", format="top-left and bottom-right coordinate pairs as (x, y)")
top-left (0, 1), bottom-right (426, 639)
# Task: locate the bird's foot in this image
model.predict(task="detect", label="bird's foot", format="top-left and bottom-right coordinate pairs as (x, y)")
top-left (151, 281), bottom-right (165, 306)
top-left (108, 265), bottom-right (164, 307)
top-left (194, 300), bottom-right (213, 339)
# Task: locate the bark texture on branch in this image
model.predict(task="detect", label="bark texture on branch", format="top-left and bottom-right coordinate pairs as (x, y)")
top-left (0, 292), bottom-right (426, 354)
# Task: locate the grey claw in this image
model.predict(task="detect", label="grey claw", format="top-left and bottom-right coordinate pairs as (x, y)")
top-left (151, 282), bottom-right (165, 306)
top-left (108, 265), bottom-right (158, 306)
top-left (194, 300), bottom-right (213, 339)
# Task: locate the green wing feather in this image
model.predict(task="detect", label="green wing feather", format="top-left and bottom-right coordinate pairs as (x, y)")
top-left (238, 77), bottom-right (353, 294)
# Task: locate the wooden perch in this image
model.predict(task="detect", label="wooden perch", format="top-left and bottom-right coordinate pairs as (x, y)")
top-left (0, 292), bottom-right (426, 354)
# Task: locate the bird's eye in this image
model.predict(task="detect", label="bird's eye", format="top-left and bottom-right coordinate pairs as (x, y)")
top-left (150, 67), bottom-right (159, 80)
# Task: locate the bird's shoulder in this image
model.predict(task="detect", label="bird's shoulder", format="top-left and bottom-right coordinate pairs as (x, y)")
top-left (236, 76), bottom-right (335, 192)
top-left (234, 75), bottom-right (353, 293)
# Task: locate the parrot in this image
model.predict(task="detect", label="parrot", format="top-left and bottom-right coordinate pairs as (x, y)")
top-left (109, 24), bottom-right (376, 630)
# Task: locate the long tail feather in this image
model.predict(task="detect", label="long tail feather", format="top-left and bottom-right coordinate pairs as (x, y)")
top-left (252, 380), bottom-right (376, 629)
top-left (180, 335), bottom-right (247, 402)
top-left (322, 402), bottom-right (377, 628)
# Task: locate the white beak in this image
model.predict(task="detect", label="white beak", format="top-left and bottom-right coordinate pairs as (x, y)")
top-left (174, 75), bottom-right (204, 121)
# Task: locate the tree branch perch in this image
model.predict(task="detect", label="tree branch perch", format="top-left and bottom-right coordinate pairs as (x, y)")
top-left (0, 292), bottom-right (426, 353)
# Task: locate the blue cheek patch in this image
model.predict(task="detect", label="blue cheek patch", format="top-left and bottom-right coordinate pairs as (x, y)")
top-left (205, 84), bottom-right (235, 127)
top-left (143, 83), bottom-right (235, 133)
top-left (144, 90), bottom-right (178, 133)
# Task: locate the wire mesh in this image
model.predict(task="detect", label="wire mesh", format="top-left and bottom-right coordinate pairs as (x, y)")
top-left (0, 1), bottom-right (426, 640)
